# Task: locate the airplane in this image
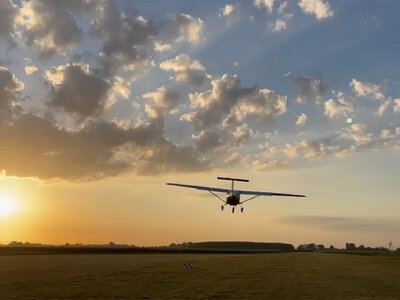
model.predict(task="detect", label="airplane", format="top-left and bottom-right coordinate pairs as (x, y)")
top-left (167, 177), bottom-right (305, 213)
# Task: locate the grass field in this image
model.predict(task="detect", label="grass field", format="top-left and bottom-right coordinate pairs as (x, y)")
top-left (2, 252), bottom-right (400, 299)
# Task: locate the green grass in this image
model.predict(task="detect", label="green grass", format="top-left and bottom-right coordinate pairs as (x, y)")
top-left (2, 252), bottom-right (400, 299)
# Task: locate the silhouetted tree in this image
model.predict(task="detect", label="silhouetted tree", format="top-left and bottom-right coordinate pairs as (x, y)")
top-left (316, 244), bottom-right (325, 251)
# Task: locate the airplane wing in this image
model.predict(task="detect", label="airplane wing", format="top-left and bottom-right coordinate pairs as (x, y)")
top-left (166, 183), bottom-right (230, 194)
top-left (238, 190), bottom-right (306, 197)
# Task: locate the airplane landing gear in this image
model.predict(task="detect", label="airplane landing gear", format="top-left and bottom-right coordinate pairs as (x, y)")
top-left (221, 205), bottom-right (224, 211)
top-left (232, 207), bottom-right (235, 213)
top-left (241, 207), bottom-right (244, 213)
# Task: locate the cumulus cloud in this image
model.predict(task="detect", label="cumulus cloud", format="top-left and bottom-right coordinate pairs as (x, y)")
top-left (0, 113), bottom-right (207, 180)
top-left (295, 113), bottom-right (307, 127)
top-left (350, 79), bottom-right (384, 101)
top-left (233, 89), bottom-right (287, 123)
top-left (192, 130), bottom-right (222, 153)
top-left (298, 0), bottom-right (334, 20)
top-left (348, 124), bottom-right (373, 145)
top-left (324, 95), bottom-right (354, 119)
top-left (253, 159), bottom-right (287, 171)
top-left (220, 4), bottom-right (236, 17)
top-left (154, 40), bottom-right (172, 52)
top-left (142, 86), bottom-right (180, 120)
top-left (45, 63), bottom-right (113, 118)
top-left (0, 67), bottom-right (24, 119)
top-left (173, 13), bottom-right (204, 44)
top-left (24, 65), bottom-right (38, 76)
top-left (270, 19), bottom-right (287, 32)
top-left (376, 100), bottom-right (391, 117)
top-left (89, 1), bottom-right (159, 77)
top-left (16, 0), bottom-right (85, 60)
top-left (159, 54), bottom-right (212, 87)
top-left (254, 0), bottom-right (275, 13)
top-left (394, 99), bottom-right (400, 114)
top-left (182, 74), bottom-right (256, 130)
top-left (0, 0), bottom-right (18, 38)
top-left (289, 75), bottom-right (326, 104)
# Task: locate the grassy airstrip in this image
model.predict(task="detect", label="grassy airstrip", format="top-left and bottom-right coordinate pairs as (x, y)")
top-left (2, 251), bottom-right (400, 299)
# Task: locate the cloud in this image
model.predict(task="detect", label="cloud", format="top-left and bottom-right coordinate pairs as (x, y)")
top-left (0, 0), bottom-right (18, 38)
top-left (0, 67), bottom-right (24, 119)
top-left (253, 159), bottom-right (287, 171)
top-left (24, 66), bottom-right (38, 76)
top-left (298, 0), bottom-right (334, 20)
top-left (348, 124), bottom-right (373, 145)
top-left (192, 130), bottom-right (222, 153)
top-left (89, 1), bottom-right (159, 77)
top-left (159, 54), bottom-right (212, 87)
top-left (270, 19), bottom-right (287, 32)
top-left (142, 86), bottom-right (180, 120)
top-left (394, 99), bottom-right (400, 114)
top-left (16, 0), bottom-right (85, 60)
top-left (225, 152), bottom-right (245, 165)
top-left (45, 63), bottom-right (113, 118)
top-left (295, 113), bottom-right (307, 127)
top-left (324, 96), bottom-right (354, 119)
top-left (0, 113), bottom-right (207, 180)
top-left (220, 4), bottom-right (236, 17)
top-left (278, 1), bottom-right (288, 14)
top-left (289, 75), bottom-right (326, 105)
top-left (154, 40), bottom-right (172, 52)
top-left (172, 13), bottom-right (204, 45)
top-left (183, 74), bottom-right (256, 131)
top-left (254, 0), bottom-right (275, 13)
top-left (233, 89), bottom-right (287, 123)
top-left (376, 100), bottom-right (391, 117)
top-left (350, 79), bottom-right (384, 101)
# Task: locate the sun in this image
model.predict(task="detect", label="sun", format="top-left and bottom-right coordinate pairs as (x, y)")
top-left (0, 194), bottom-right (17, 217)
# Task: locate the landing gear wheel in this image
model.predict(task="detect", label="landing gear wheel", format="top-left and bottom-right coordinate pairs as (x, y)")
top-left (241, 207), bottom-right (244, 213)
top-left (232, 207), bottom-right (235, 213)
top-left (221, 205), bottom-right (224, 211)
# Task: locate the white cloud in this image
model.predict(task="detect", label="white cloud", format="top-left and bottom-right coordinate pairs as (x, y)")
top-left (220, 4), bottom-right (235, 17)
top-left (295, 113), bottom-right (307, 127)
top-left (278, 1), bottom-right (288, 14)
top-left (349, 124), bottom-right (373, 145)
top-left (173, 13), bottom-right (204, 45)
top-left (324, 96), bottom-right (354, 119)
top-left (393, 99), bottom-right (400, 113)
top-left (159, 54), bottom-right (211, 87)
top-left (270, 19), bottom-right (287, 32)
top-left (24, 66), bottom-right (38, 76)
top-left (154, 41), bottom-right (172, 52)
top-left (376, 100), bottom-right (391, 117)
top-left (298, 0), bottom-right (334, 20)
top-left (254, 0), bottom-right (275, 13)
top-left (350, 79), bottom-right (384, 101)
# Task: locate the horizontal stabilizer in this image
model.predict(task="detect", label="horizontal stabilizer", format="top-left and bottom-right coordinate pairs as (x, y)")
top-left (217, 177), bottom-right (249, 182)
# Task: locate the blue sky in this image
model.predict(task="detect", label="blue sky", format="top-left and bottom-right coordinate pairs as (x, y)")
top-left (0, 0), bottom-right (399, 247)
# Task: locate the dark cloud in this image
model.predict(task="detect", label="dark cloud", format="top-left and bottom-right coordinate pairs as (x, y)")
top-left (288, 74), bottom-right (326, 104)
top-left (172, 13), bottom-right (204, 44)
top-left (0, 0), bottom-right (18, 38)
top-left (182, 74), bottom-right (256, 131)
top-left (45, 64), bottom-right (111, 118)
top-left (17, 0), bottom-right (85, 60)
top-left (89, 0), bottom-right (159, 77)
top-left (0, 67), bottom-right (24, 119)
top-left (0, 113), bottom-right (207, 180)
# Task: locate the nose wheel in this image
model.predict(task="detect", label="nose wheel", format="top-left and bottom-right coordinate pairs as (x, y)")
top-left (232, 207), bottom-right (235, 213)
top-left (241, 207), bottom-right (244, 213)
top-left (221, 205), bottom-right (224, 211)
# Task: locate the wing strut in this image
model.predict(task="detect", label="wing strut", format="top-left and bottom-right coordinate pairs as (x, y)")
top-left (240, 195), bottom-right (260, 204)
top-left (208, 190), bottom-right (226, 204)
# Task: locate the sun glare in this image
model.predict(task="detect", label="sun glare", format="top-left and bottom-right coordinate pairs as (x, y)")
top-left (0, 195), bottom-right (17, 217)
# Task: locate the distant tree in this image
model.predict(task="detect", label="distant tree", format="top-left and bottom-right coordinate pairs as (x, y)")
top-left (108, 242), bottom-right (115, 247)
top-left (346, 243), bottom-right (356, 250)
top-left (316, 244), bottom-right (325, 251)
top-left (329, 245), bottom-right (335, 250)
top-left (358, 245), bottom-right (365, 250)
top-left (9, 241), bottom-right (23, 246)
top-left (306, 243), bottom-right (316, 251)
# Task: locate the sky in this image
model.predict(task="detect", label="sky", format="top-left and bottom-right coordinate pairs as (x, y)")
top-left (0, 0), bottom-right (399, 248)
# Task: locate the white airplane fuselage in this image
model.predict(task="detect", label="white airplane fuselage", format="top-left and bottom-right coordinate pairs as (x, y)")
top-left (226, 192), bottom-right (240, 206)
